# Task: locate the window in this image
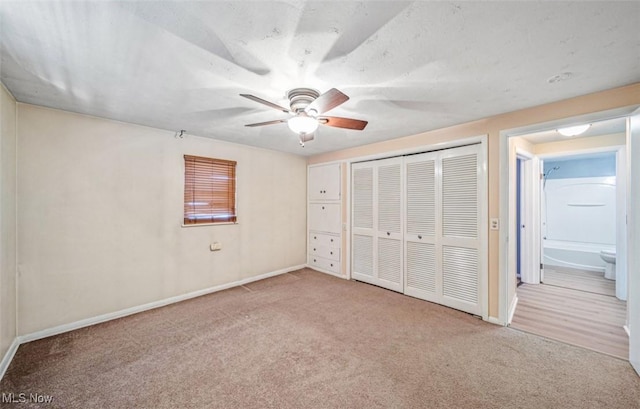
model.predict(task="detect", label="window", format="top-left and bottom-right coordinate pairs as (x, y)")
top-left (183, 155), bottom-right (237, 225)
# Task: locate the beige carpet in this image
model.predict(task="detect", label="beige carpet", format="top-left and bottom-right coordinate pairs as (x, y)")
top-left (1, 269), bottom-right (638, 409)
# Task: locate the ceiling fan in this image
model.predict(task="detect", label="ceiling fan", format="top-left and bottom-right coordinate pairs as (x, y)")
top-left (240, 88), bottom-right (368, 146)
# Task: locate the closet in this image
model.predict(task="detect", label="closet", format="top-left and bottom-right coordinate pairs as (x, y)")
top-left (351, 144), bottom-right (484, 316)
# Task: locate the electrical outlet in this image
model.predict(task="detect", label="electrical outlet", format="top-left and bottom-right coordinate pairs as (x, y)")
top-left (210, 242), bottom-right (222, 251)
top-left (490, 218), bottom-right (499, 230)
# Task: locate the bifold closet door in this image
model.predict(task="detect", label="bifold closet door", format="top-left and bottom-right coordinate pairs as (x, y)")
top-left (351, 158), bottom-right (403, 292)
top-left (439, 144), bottom-right (482, 315)
top-left (403, 144), bottom-right (482, 315)
top-left (404, 151), bottom-right (439, 303)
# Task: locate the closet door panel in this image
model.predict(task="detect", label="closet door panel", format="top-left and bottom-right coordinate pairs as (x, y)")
top-left (442, 153), bottom-right (478, 239)
top-left (406, 159), bottom-right (436, 238)
top-left (353, 234), bottom-right (374, 278)
top-left (352, 164), bottom-right (375, 283)
top-left (442, 246), bottom-right (479, 310)
top-left (439, 145), bottom-right (481, 315)
top-left (404, 153), bottom-right (439, 301)
top-left (375, 159), bottom-right (403, 292)
top-left (352, 166), bottom-right (374, 231)
top-left (377, 238), bottom-right (402, 291)
top-left (405, 241), bottom-right (437, 300)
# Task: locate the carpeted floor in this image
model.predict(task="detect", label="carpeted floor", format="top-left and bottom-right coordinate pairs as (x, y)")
top-left (1, 269), bottom-right (638, 408)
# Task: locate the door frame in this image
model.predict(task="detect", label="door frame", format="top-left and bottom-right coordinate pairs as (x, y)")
top-left (627, 110), bottom-right (640, 375)
top-left (498, 107), bottom-right (639, 327)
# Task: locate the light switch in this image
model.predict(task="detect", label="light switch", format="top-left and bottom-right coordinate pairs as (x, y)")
top-left (490, 218), bottom-right (499, 230)
top-left (210, 242), bottom-right (222, 251)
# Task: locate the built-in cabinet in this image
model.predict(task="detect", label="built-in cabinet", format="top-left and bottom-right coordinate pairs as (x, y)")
top-left (308, 163), bottom-right (342, 276)
top-left (351, 144), bottom-right (485, 316)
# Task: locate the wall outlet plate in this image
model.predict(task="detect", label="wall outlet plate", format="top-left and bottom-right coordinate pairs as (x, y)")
top-left (490, 218), bottom-right (499, 230)
top-left (210, 242), bottom-right (222, 251)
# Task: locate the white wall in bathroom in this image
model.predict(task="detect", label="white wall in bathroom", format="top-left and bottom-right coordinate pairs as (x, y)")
top-left (545, 176), bottom-right (616, 245)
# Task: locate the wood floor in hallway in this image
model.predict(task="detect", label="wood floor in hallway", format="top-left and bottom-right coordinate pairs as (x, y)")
top-left (510, 270), bottom-right (628, 359)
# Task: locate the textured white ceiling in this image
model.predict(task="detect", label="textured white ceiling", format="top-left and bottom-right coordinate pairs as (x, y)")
top-left (1, 1), bottom-right (639, 156)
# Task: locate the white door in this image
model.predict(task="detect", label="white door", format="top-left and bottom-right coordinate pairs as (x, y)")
top-left (627, 111), bottom-right (640, 375)
top-left (352, 163), bottom-right (375, 281)
top-left (404, 151), bottom-right (439, 303)
top-left (376, 158), bottom-right (404, 292)
top-left (440, 145), bottom-right (482, 315)
top-left (351, 158), bottom-right (403, 292)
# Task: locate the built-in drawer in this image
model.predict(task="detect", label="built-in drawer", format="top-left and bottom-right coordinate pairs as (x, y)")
top-left (309, 255), bottom-right (341, 274)
top-left (310, 245), bottom-right (340, 261)
top-left (309, 232), bottom-right (340, 248)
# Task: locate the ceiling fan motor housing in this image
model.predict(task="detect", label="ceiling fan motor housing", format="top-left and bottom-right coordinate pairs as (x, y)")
top-left (287, 88), bottom-right (319, 113)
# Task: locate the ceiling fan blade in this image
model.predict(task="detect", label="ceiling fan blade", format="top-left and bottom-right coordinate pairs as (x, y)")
top-left (245, 119), bottom-right (287, 127)
top-left (319, 116), bottom-right (368, 130)
top-left (306, 88), bottom-right (349, 114)
top-left (240, 94), bottom-right (290, 113)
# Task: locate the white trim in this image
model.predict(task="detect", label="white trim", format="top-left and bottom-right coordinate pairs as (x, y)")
top-left (18, 264), bottom-right (305, 344)
top-left (486, 316), bottom-right (505, 326)
top-left (344, 162), bottom-right (352, 280)
top-left (479, 135), bottom-right (489, 321)
top-left (0, 338), bottom-right (20, 380)
top-left (508, 295), bottom-right (519, 325)
top-left (624, 325), bottom-right (630, 337)
top-left (348, 135), bottom-right (485, 164)
top-left (306, 265), bottom-right (348, 279)
top-left (498, 129), bottom-right (510, 325)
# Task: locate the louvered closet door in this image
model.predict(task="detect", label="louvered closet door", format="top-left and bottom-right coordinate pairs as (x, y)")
top-left (439, 144), bottom-right (482, 315)
top-left (351, 163), bottom-right (375, 284)
top-left (375, 158), bottom-right (403, 292)
top-left (351, 158), bottom-right (403, 292)
top-left (404, 152), bottom-right (439, 302)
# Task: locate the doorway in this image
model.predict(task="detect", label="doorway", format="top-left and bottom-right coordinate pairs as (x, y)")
top-left (505, 117), bottom-right (630, 359)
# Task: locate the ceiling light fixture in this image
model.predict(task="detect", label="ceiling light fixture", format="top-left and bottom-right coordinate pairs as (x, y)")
top-left (557, 124), bottom-right (591, 137)
top-left (288, 114), bottom-right (319, 135)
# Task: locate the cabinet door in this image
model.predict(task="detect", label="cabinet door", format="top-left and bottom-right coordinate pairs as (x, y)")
top-left (309, 203), bottom-right (341, 233)
top-left (309, 164), bottom-right (341, 201)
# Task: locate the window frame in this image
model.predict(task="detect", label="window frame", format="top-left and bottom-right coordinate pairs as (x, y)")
top-left (182, 154), bottom-right (238, 227)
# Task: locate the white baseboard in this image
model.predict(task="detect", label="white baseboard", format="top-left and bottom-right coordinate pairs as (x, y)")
top-left (508, 295), bottom-right (519, 325)
top-left (485, 316), bottom-right (505, 326)
top-left (0, 337), bottom-right (20, 380)
top-left (18, 264), bottom-right (306, 345)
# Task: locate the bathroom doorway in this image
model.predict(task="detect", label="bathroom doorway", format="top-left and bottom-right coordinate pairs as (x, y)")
top-left (506, 117), bottom-right (630, 359)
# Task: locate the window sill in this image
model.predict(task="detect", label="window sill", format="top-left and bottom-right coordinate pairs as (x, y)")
top-left (181, 222), bottom-right (238, 228)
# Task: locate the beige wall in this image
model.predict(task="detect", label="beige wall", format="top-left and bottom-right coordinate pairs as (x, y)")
top-left (0, 84), bottom-right (17, 358)
top-left (309, 83), bottom-right (640, 319)
top-left (17, 104), bottom-right (307, 335)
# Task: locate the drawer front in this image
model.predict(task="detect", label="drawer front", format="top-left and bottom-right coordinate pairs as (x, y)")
top-left (310, 245), bottom-right (340, 261)
top-left (309, 232), bottom-right (340, 247)
top-left (309, 255), bottom-right (341, 274)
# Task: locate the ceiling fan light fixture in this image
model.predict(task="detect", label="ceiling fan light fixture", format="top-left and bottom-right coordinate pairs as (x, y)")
top-left (557, 124), bottom-right (591, 137)
top-left (288, 115), bottom-right (318, 135)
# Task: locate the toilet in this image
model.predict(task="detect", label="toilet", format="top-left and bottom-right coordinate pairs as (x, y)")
top-left (600, 250), bottom-right (616, 280)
